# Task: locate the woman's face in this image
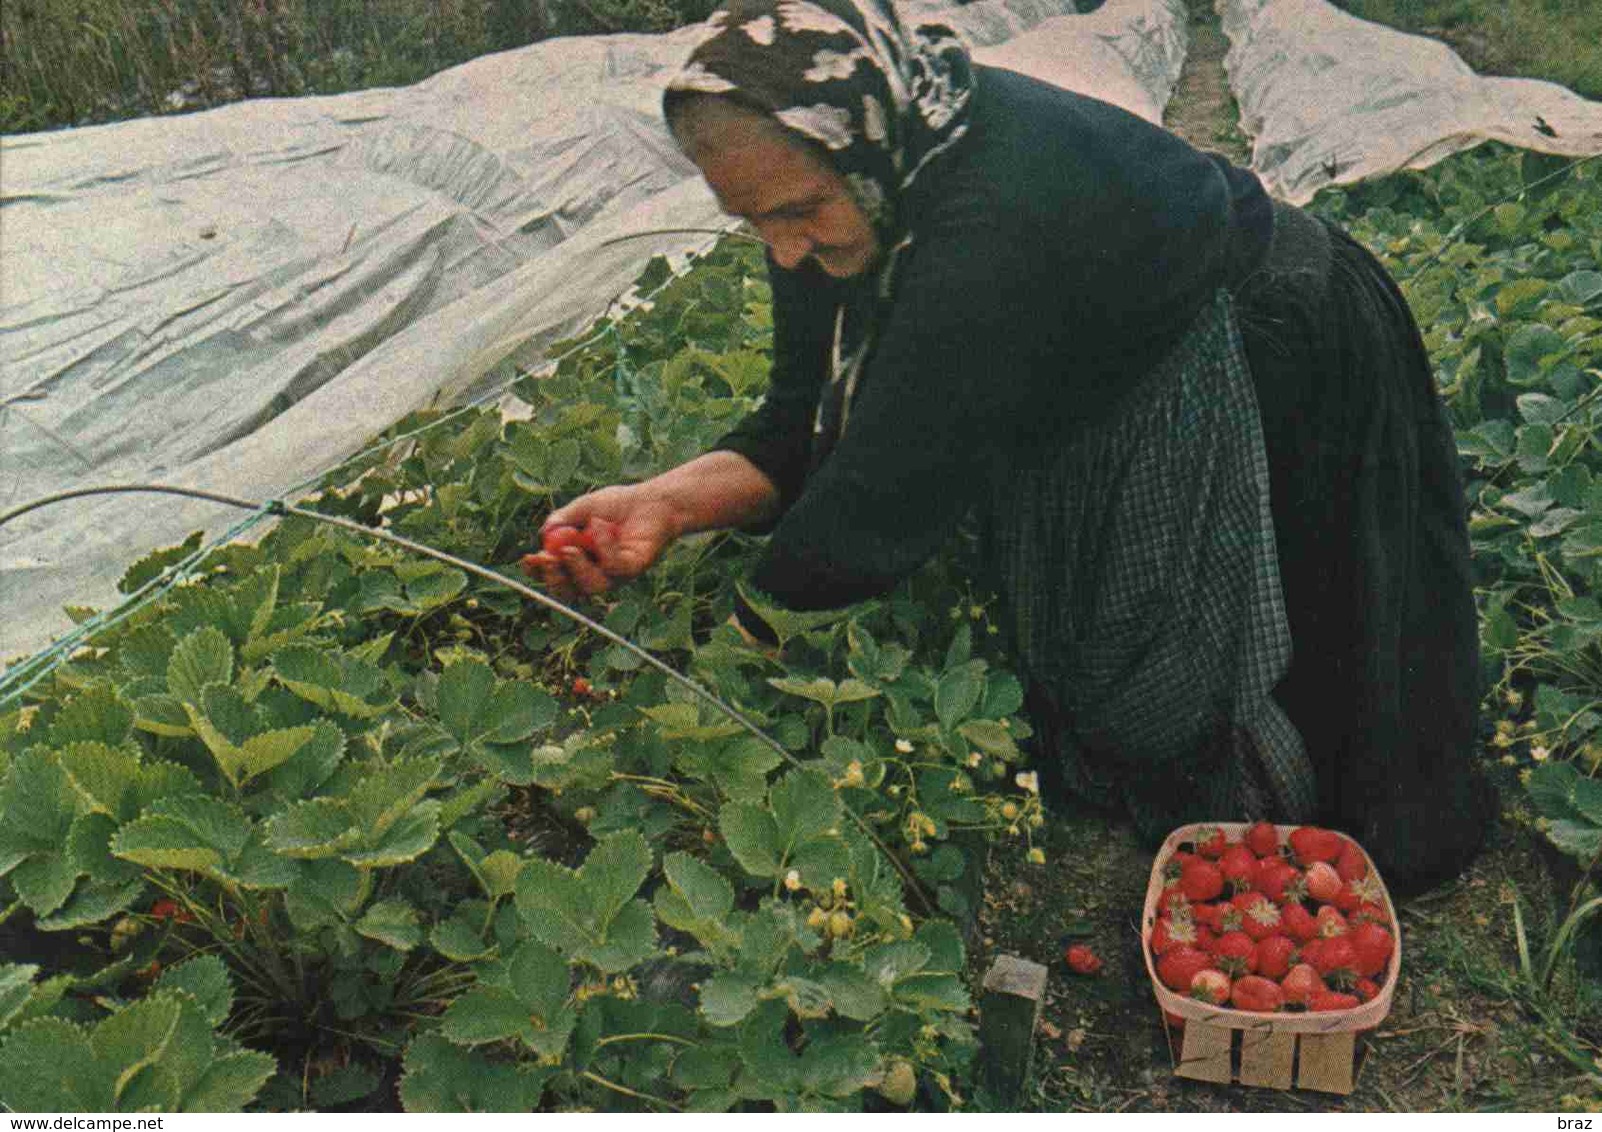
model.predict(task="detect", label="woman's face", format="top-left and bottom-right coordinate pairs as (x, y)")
top-left (695, 128), bottom-right (879, 278)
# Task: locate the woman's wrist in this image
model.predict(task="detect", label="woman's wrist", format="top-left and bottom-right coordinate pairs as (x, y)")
top-left (645, 451), bottom-right (782, 538)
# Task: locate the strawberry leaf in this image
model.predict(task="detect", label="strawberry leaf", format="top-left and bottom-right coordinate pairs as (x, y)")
top-left (153, 956), bottom-right (234, 1028)
top-left (167, 627), bottom-right (233, 705)
top-left (399, 1034), bottom-right (549, 1112)
top-left (355, 899), bottom-right (422, 951)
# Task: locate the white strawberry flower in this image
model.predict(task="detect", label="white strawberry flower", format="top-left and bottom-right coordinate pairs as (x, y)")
top-left (894, 738), bottom-right (914, 754)
top-left (1015, 770), bottom-right (1039, 795)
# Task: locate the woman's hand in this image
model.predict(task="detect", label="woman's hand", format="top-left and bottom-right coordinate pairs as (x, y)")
top-left (521, 483), bottom-right (683, 601)
top-left (519, 452), bottom-right (781, 601)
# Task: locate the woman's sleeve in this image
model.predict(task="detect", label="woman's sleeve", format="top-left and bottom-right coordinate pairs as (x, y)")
top-left (708, 254), bottom-right (843, 528)
top-left (740, 219), bottom-right (1078, 612)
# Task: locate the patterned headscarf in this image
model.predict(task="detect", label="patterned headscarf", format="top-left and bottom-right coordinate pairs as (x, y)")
top-left (669, 0), bottom-right (976, 250)
top-left (665, 0), bottom-right (975, 454)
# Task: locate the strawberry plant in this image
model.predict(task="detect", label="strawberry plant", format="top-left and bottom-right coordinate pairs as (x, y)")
top-left (0, 240), bottom-right (1039, 1111)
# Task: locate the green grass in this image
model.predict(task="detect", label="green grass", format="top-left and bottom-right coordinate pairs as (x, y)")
top-left (1337, 0), bottom-right (1602, 98)
top-left (0, 0), bottom-right (714, 134)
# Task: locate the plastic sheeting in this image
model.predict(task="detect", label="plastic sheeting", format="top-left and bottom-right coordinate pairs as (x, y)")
top-left (1220, 0), bottom-right (1602, 203)
top-left (0, 0), bottom-right (1189, 659)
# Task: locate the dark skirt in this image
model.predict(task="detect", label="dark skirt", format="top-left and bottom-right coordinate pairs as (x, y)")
top-left (991, 202), bottom-right (1496, 898)
top-left (1239, 204), bottom-right (1497, 896)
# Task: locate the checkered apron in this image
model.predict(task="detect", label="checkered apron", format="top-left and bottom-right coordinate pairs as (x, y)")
top-left (982, 289), bottom-right (1318, 840)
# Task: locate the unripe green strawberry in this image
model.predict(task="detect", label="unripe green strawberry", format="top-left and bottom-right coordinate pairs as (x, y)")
top-left (876, 1060), bottom-right (917, 1106)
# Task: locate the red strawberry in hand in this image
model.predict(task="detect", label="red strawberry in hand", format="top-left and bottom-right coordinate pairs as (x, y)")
top-left (542, 524), bottom-right (598, 558)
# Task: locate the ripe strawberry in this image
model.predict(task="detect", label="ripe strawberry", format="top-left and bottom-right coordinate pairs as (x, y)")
top-left (1158, 883), bottom-right (1191, 917)
top-left (1231, 890), bottom-right (1270, 914)
top-left (1280, 902), bottom-right (1319, 943)
top-left (1256, 934), bottom-right (1297, 981)
top-left (1346, 872), bottom-right (1388, 909)
top-left (1190, 968), bottom-right (1232, 1005)
top-left (1255, 859), bottom-right (1303, 904)
top-left (1240, 899), bottom-right (1284, 942)
top-left (1179, 858), bottom-right (1225, 904)
top-left (1307, 990), bottom-right (1362, 1012)
top-left (542, 524), bottom-right (598, 557)
top-left (1230, 975), bottom-right (1284, 1013)
top-left (1212, 931), bottom-right (1259, 978)
top-left (1150, 916), bottom-right (1193, 956)
top-left (1303, 936), bottom-right (1357, 985)
top-left (1213, 903), bottom-right (1244, 935)
top-left (1353, 978), bottom-right (1382, 1003)
top-left (1065, 944), bottom-right (1103, 976)
top-left (1348, 923), bottom-right (1395, 978)
top-left (150, 898), bottom-right (194, 924)
top-left (1352, 901), bottom-right (1390, 927)
top-left (1157, 946), bottom-right (1214, 992)
top-left (1335, 840), bottom-right (1369, 882)
top-left (1279, 963), bottom-right (1325, 1006)
top-left (1332, 879), bottom-right (1364, 913)
top-left (1191, 901), bottom-right (1227, 932)
top-left (1315, 905), bottom-right (1350, 938)
top-left (1304, 861), bottom-right (1342, 905)
top-left (1220, 844), bottom-right (1259, 892)
top-left (1192, 826), bottom-right (1227, 859)
top-left (571, 677), bottom-right (593, 697)
top-left (1245, 820), bottom-right (1281, 858)
top-left (1288, 825), bottom-right (1344, 866)
top-left (1163, 850), bottom-right (1196, 882)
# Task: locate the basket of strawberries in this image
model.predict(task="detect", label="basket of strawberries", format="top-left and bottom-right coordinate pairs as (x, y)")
top-left (1141, 821), bottom-right (1400, 1095)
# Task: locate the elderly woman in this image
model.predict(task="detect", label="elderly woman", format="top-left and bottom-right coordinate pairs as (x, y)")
top-left (526, 0), bottom-right (1496, 895)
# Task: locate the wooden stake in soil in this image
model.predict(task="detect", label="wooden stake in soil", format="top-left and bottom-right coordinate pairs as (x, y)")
top-left (978, 954), bottom-right (1049, 1104)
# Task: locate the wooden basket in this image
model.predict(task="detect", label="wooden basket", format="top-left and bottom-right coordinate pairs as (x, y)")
top-left (1141, 822), bottom-right (1402, 1095)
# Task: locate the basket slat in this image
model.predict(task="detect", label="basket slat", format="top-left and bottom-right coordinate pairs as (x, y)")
top-left (1177, 1021), bottom-right (1234, 1084)
top-left (1238, 1030), bottom-right (1297, 1089)
top-left (1297, 1032), bottom-right (1357, 1094)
